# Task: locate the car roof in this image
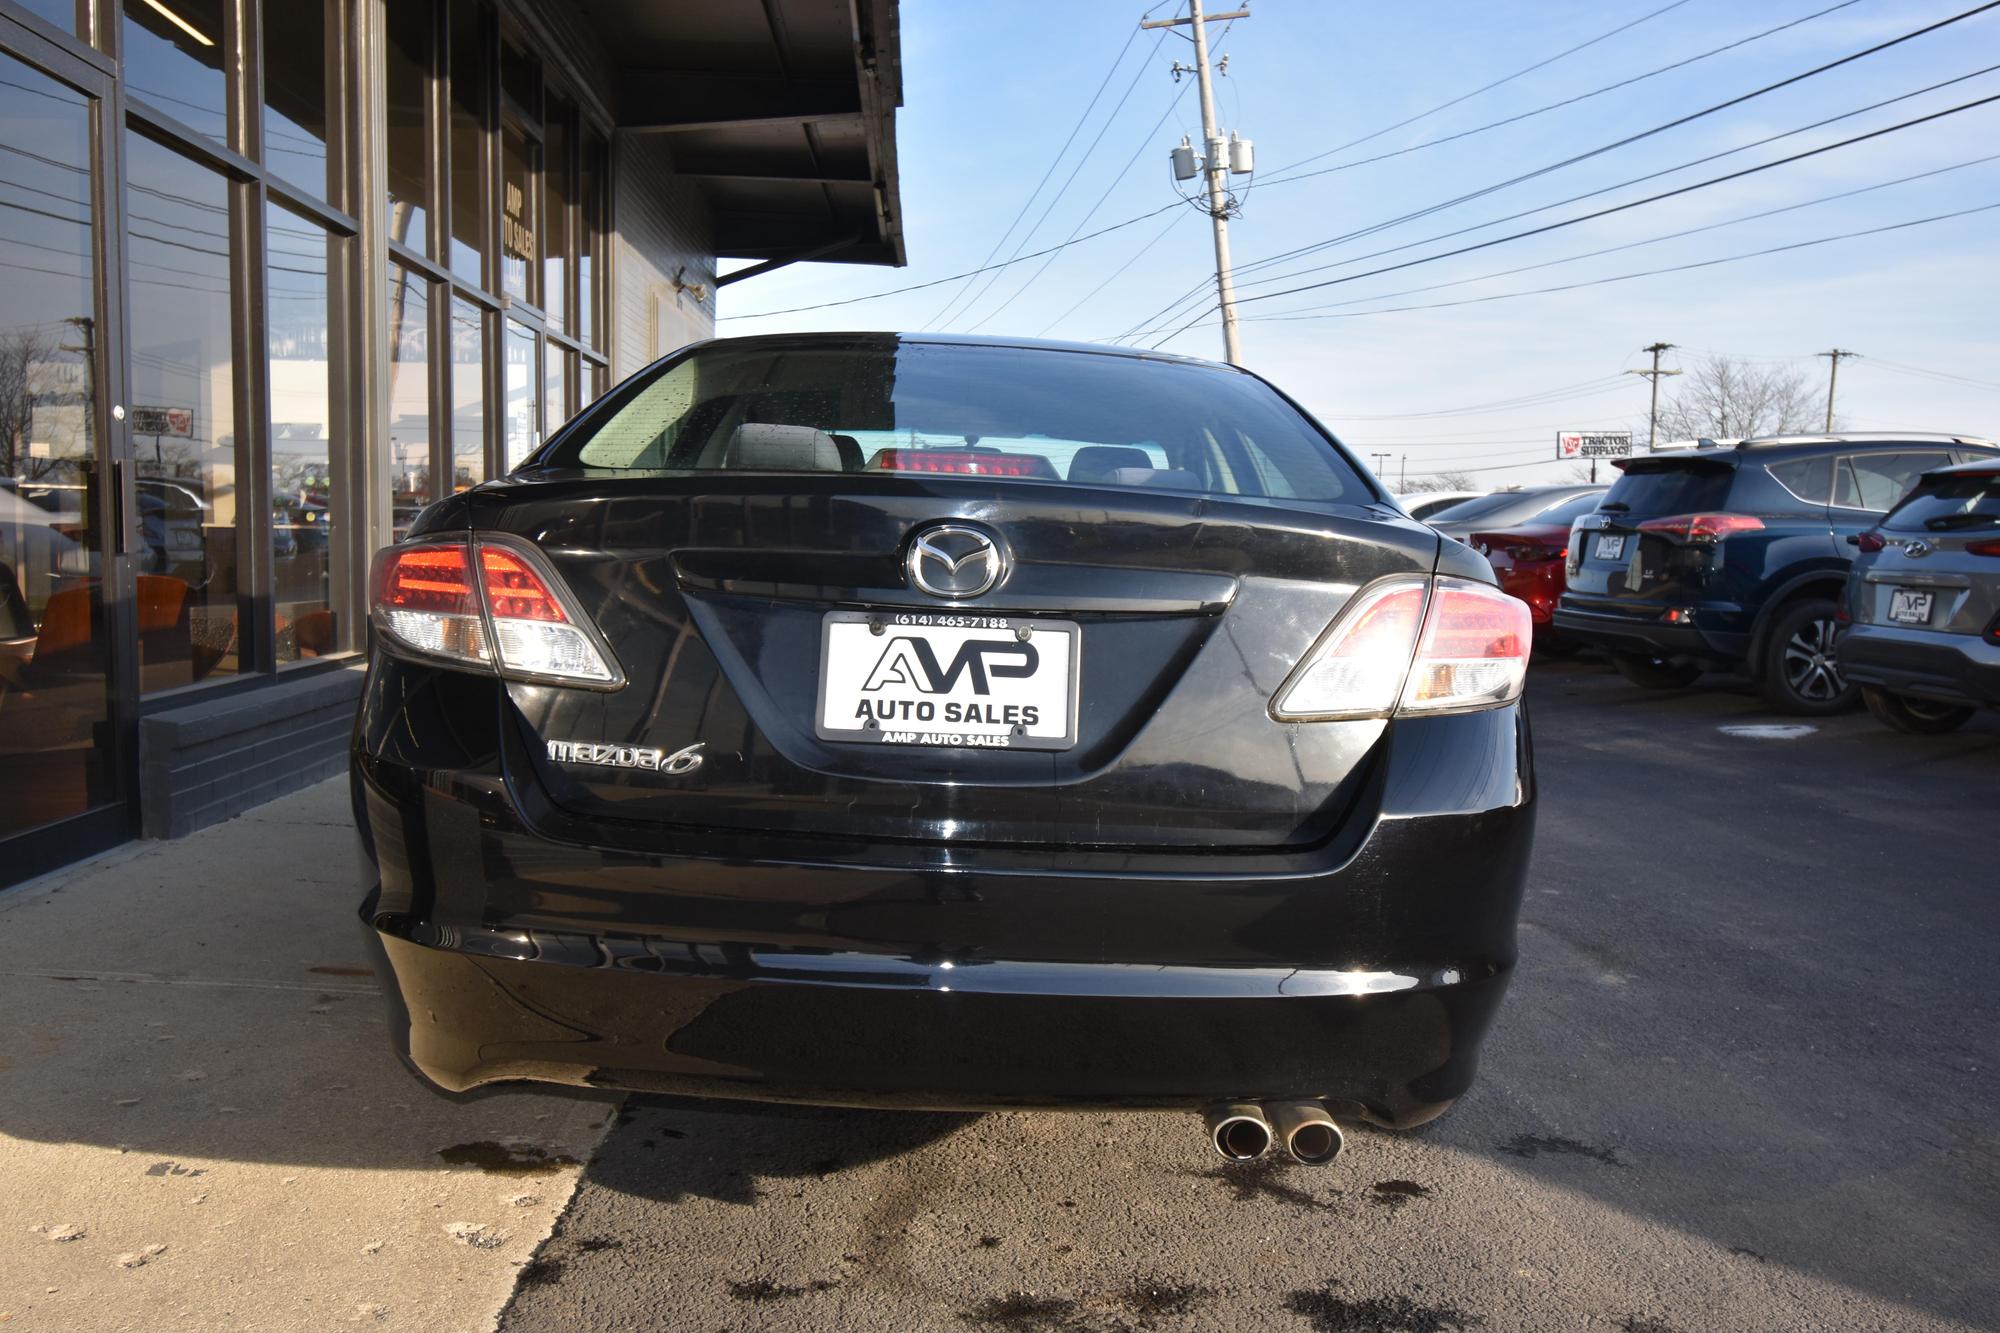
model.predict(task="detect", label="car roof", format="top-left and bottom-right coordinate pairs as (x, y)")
top-left (1719, 433), bottom-right (1996, 456)
top-left (683, 330), bottom-right (1233, 372)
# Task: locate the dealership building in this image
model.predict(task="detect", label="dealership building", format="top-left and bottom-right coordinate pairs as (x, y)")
top-left (0, 0), bottom-right (905, 882)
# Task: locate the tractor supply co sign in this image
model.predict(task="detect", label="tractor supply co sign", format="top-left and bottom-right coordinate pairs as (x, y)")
top-left (130, 406), bottom-right (193, 437)
top-left (1558, 430), bottom-right (1631, 459)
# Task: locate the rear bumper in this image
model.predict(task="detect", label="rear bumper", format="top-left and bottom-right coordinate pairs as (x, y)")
top-left (1837, 624), bottom-right (2000, 706)
top-left (352, 670), bottom-right (1535, 1127)
top-left (1552, 597), bottom-right (1749, 664)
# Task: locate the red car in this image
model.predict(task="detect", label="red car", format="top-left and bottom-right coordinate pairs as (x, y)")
top-left (1469, 521), bottom-right (1575, 647)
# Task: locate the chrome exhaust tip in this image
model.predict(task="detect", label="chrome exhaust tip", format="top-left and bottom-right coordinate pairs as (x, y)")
top-left (1204, 1102), bottom-right (1274, 1161)
top-left (1268, 1101), bottom-right (1344, 1165)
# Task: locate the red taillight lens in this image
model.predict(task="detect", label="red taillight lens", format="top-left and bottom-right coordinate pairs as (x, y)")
top-left (1965, 538), bottom-right (2000, 557)
top-left (480, 547), bottom-right (567, 622)
top-left (374, 543), bottom-right (477, 614)
top-left (1636, 513), bottom-right (1765, 542)
top-left (1401, 580), bottom-right (1532, 713)
top-left (1271, 576), bottom-right (1531, 720)
top-left (369, 537), bottom-right (620, 686)
top-left (869, 449), bottom-right (1060, 479)
top-left (1855, 531), bottom-right (1887, 553)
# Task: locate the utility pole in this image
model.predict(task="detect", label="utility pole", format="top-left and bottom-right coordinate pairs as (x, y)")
top-left (1818, 349), bottom-right (1857, 431)
top-left (1625, 341), bottom-right (1681, 451)
top-left (1369, 451), bottom-right (1391, 479)
top-left (1146, 1), bottom-right (1250, 365)
top-left (1399, 454), bottom-right (1407, 490)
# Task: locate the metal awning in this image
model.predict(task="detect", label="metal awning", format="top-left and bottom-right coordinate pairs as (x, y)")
top-left (578, 0), bottom-right (905, 273)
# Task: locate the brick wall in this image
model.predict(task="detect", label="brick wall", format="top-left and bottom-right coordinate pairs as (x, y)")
top-left (611, 137), bottom-right (717, 381)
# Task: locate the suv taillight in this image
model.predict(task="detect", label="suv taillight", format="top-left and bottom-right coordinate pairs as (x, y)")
top-left (369, 536), bottom-right (623, 688)
top-left (1271, 575), bottom-right (1531, 720)
top-left (1635, 513), bottom-right (1765, 543)
top-left (1855, 531), bottom-right (1887, 553)
top-left (1965, 538), bottom-right (2000, 557)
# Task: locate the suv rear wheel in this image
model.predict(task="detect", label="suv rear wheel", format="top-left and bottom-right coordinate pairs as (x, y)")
top-left (1611, 652), bottom-right (1702, 689)
top-left (1759, 598), bottom-right (1856, 715)
top-left (1861, 686), bottom-right (1975, 734)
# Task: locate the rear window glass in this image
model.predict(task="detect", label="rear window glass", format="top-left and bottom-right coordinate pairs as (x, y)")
top-left (1766, 455), bottom-right (1832, 504)
top-left (549, 339), bottom-right (1368, 503)
top-left (1883, 471), bottom-right (2000, 532)
top-left (1834, 451), bottom-right (1953, 512)
top-left (1426, 492), bottom-right (1522, 522)
top-left (1600, 463), bottom-right (1733, 516)
top-left (1538, 492), bottom-right (1605, 525)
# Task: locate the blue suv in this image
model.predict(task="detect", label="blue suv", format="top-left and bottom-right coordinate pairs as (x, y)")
top-left (1553, 434), bottom-right (2000, 714)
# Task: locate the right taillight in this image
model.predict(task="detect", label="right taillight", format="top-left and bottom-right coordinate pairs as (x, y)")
top-left (370, 536), bottom-right (622, 688)
top-left (1965, 538), bottom-right (2000, 557)
top-left (1636, 513), bottom-right (1765, 543)
top-left (1271, 575), bottom-right (1532, 721)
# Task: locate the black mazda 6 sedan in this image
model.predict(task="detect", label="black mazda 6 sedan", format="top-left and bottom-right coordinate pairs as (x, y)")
top-left (351, 333), bottom-right (1536, 1163)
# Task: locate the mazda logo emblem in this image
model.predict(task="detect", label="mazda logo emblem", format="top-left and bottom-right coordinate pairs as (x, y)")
top-left (906, 523), bottom-right (1005, 599)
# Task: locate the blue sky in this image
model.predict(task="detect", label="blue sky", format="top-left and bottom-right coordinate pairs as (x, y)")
top-left (717, 0), bottom-right (2000, 488)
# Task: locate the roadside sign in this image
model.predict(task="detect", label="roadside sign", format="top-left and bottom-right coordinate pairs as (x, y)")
top-left (1557, 430), bottom-right (1631, 459)
top-left (130, 405), bottom-right (193, 437)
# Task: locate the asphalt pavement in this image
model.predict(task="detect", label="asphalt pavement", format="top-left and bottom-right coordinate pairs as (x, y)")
top-left (497, 659), bottom-right (2000, 1333)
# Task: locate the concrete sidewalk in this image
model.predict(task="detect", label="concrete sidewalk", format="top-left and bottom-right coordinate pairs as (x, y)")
top-left (0, 780), bottom-right (614, 1331)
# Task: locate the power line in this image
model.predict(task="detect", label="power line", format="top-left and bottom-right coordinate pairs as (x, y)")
top-left (1199, 201), bottom-right (2000, 329)
top-left (1330, 375), bottom-right (1631, 420)
top-left (943, 27), bottom-right (1169, 328)
top-left (1260, 0), bottom-right (1701, 179)
top-left (924, 20), bottom-right (1150, 328)
top-left (1863, 357), bottom-right (2000, 392)
top-left (1230, 92), bottom-right (2000, 310)
top-left (1225, 61), bottom-right (2000, 301)
top-left (1034, 210), bottom-right (1188, 335)
top-left (1260, 0), bottom-right (1864, 187)
top-left (719, 203), bottom-right (1184, 321)
top-left (1250, 151), bottom-right (2000, 319)
top-left (1219, 2), bottom-right (2000, 287)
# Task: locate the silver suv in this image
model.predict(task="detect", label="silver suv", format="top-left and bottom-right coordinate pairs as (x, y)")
top-left (1838, 460), bottom-right (2000, 733)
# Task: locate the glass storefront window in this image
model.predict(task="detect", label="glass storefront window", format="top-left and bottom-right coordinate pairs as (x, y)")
top-left (542, 106), bottom-right (570, 336)
top-left (578, 134), bottom-right (602, 347)
top-left (262, 0), bottom-right (331, 197)
top-left (499, 119), bottom-right (534, 305)
top-left (126, 130), bottom-right (238, 691)
top-left (387, 268), bottom-right (430, 540)
top-left (447, 0), bottom-right (487, 283)
top-left (122, 0), bottom-right (228, 144)
top-left (15, 0), bottom-right (80, 37)
top-left (0, 58), bottom-right (114, 837)
top-left (586, 361), bottom-right (605, 408)
top-left (543, 341), bottom-right (570, 440)
top-left (268, 201), bottom-right (336, 665)
top-left (449, 297), bottom-right (486, 493)
top-left (385, 0), bottom-right (430, 255)
top-left (502, 320), bottom-right (535, 471)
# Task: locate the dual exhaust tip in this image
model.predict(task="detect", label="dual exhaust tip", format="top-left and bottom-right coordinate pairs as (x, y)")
top-left (1206, 1101), bottom-right (1344, 1165)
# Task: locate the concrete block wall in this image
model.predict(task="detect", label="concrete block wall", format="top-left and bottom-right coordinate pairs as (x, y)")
top-left (138, 666), bottom-right (366, 840)
top-left (611, 136), bottom-right (718, 380)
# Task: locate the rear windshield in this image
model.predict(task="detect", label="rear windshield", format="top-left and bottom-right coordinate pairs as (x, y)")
top-left (1540, 491), bottom-right (1606, 526)
top-left (1883, 471), bottom-right (2000, 532)
top-left (1427, 492), bottom-right (1524, 523)
top-left (1600, 462), bottom-right (1733, 516)
top-left (546, 339), bottom-right (1369, 503)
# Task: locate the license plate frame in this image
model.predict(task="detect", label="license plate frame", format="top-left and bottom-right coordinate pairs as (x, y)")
top-left (1887, 588), bottom-right (1934, 625)
top-left (815, 610), bottom-right (1082, 751)
top-left (1593, 533), bottom-right (1627, 561)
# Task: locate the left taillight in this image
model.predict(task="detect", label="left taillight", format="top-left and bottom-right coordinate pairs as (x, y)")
top-left (1271, 575), bottom-right (1532, 721)
top-left (369, 537), bottom-right (622, 688)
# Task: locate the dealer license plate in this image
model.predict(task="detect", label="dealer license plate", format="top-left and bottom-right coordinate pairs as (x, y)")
top-left (1593, 533), bottom-right (1627, 561)
top-left (816, 611), bottom-right (1080, 750)
top-left (1887, 588), bottom-right (1934, 625)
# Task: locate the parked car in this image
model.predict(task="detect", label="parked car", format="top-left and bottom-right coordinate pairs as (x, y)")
top-left (1555, 434), bottom-right (1999, 713)
top-left (1392, 489), bottom-right (1486, 520)
top-left (1467, 488), bottom-right (1614, 648)
top-left (1837, 459), bottom-right (2000, 732)
top-left (1426, 485), bottom-right (1606, 542)
top-left (352, 332), bottom-right (1537, 1164)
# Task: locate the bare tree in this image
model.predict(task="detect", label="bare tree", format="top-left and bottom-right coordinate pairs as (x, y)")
top-left (0, 329), bottom-right (60, 480)
top-left (1402, 470), bottom-right (1479, 492)
top-left (1655, 354), bottom-right (1827, 442)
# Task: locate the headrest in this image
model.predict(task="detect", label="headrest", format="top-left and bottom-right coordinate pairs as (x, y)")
top-left (1104, 467), bottom-right (1201, 491)
top-left (722, 423), bottom-right (846, 472)
top-left (1068, 445), bottom-right (1155, 483)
